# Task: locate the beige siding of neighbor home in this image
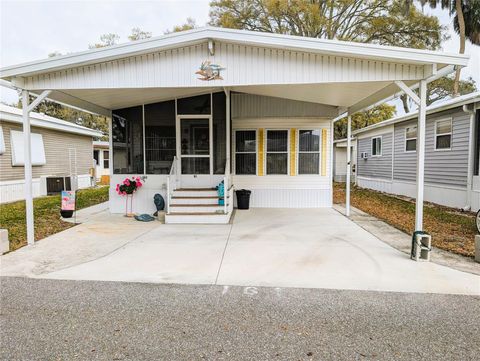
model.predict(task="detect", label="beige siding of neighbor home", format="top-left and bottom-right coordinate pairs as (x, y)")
top-left (0, 121), bottom-right (93, 182)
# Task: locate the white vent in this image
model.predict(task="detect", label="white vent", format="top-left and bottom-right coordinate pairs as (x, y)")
top-left (361, 152), bottom-right (370, 159)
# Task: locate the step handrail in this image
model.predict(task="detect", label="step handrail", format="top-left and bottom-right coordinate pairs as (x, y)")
top-left (166, 156), bottom-right (178, 214)
top-left (223, 159), bottom-right (232, 214)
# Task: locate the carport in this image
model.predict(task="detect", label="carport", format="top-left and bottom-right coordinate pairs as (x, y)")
top-left (0, 26), bottom-right (470, 246)
top-left (1, 207), bottom-right (478, 295)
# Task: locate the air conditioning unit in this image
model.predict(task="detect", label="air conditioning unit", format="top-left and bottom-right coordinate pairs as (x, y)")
top-left (360, 152), bottom-right (370, 159)
top-left (46, 176), bottom-right (71, 195)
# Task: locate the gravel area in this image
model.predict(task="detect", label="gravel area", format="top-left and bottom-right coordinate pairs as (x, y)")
top-left (1, 277), bottom-right (479, 361)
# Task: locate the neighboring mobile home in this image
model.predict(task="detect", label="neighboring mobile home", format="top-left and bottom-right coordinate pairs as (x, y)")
top-left (353, 92), bottom-right (480, 211)
top-left (0, 26), bottom-right (469, 225)
top-left (0, 105), bottom-right (102, 203)
top-left (333, 139), bottom-right (357, 182)
top-left (93, 140), bottom-right (110, 183)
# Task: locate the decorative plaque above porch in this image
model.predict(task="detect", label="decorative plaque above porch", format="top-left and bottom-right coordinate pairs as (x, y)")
top-left (196, 60), bottom-right (225, 81)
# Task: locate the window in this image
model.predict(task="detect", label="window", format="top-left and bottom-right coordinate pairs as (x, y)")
top-left (405, 126), bottom-right (417, 152)
top-left (103, 150), bottom-right (109, 169)
top-left (435, 119), bottom-right (452, 150)
top-left (112, 106), bottom-right (144, 174)
top-left (235, 130), bottom-right (256, 175)
top-left (298, 130), bottom-right (320, 174)
top-left (144, 100), bottom-right (176, 174)
top-left (177, 94), bottom-right (211, 114)
top-left (213, 92), bottom-right (226, 174)
top-left (10, 130), bottom-right (46, 166)
top-left (266, 130), bottom-right (288, 174)
top-left (371, 136), bottom-right (382, 156)
top-left (93, 150), bottom-right (99, 165)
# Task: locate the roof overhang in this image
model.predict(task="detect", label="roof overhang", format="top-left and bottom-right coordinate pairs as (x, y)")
top-left (0, 104), bottom-right (103, 138)
top-left (0, 26), bottom-right (470, 116)
top-left (353, 91), bottom-right (480, 136)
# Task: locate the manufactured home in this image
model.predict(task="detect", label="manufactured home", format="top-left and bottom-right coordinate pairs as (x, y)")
top-left (0, 26), bottom-right (469, 230)
top-left (353, 92), bottom-right (480, 211)
top-left (333, 139), bottom-right (357, 182)
top-left (0, 104), bottom-right (102, 203)
top-left (93, 140), bottom-right (110, 183)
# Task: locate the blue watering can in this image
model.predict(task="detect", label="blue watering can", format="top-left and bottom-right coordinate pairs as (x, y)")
top-left (216, 181), bottom-right (224, 206)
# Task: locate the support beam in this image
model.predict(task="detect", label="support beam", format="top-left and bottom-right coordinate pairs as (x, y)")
top-left (394, 81), bottom-right (420, 106)
top-left (225, 88), bottom-right (231, 174)
top-left (415, 80), bottom-right (427, 231)
top-left (27, 90), bottom-right (51, 112)
top-left (21, 90), bottom-right (35, 246)
top-left (346, 115), bottom-right (352, 217)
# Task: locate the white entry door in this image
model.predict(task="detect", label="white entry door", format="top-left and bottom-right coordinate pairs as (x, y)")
top-left (177, 115), bottom-right (214, 188)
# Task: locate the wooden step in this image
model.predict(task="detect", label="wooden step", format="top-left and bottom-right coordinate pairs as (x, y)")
top-left (175, 188), bottom-right (216, 191)
top-left (170, 204), bottom-right (221, 207)
top-left (167, 212), bottom-right (224, 215)
top-left (172, 196), bottom-right (219, 199)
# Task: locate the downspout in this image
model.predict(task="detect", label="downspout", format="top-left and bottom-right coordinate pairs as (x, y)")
top-left (463, 104), bottom-right (476, 211)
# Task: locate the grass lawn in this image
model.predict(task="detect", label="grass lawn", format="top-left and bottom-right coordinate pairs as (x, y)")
top-left (333, 183), bottom-right (476, 258)
top-left (0, 186), bottom-right (109, 252)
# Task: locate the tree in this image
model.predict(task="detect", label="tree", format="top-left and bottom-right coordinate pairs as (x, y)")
top-left (128, 27), bottom-right (152, 41)
top-left (209, 0), bottom-right (447, 48)
top-left (334, 103), bottom-right (396, 139)
top-left (409, 0), bottom-right (480, 96)
top-left (88, 33), bottom-right (120, 49)
top-left (400, 75), bottom-right (476, 112)
top-left (166, 17), bottom-right (198, 34)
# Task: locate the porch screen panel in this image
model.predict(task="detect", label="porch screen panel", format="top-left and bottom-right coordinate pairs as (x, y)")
top-left (213, 92), bottom-right (226, 174)
top-left (266, 130), bottom-right (288, 175)
top-left (112, 106), bottom-right (144, 174)
top-left (144, 100), bottom-right (176, 174)
top-left (298, 130), bottom-right (320, 174)
top-left (177, 94), bottom-right (211, 114)
top-left (235, 130), bottom-right (256, 175)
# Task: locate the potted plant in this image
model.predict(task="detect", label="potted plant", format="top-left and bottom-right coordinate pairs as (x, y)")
top-left (116, 176), bottom-right (143, 217)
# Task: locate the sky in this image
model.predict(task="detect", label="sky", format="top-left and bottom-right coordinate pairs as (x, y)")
top-left (0, 0), bottom-right (479, 112)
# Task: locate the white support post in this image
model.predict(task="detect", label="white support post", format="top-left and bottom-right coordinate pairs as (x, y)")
top-left (22, 90), bottom-right (35, 246)
top-left (415, 80), bottom-right (427, 231)
top-left (225, 88), bottom-right (231, 174)
top-left (346, 115), bottom-right (352, 217)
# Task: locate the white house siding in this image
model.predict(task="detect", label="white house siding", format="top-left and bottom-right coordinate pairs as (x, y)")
top-left (23, 41), bottom-right (427, 91)
top-left (232, 113), bottom-right (332, 208)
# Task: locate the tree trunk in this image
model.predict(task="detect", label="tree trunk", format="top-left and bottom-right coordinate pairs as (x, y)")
top-left (454, 0), bottom-right (466, 97)
top-left (401, 94), bottom-right (410, 113)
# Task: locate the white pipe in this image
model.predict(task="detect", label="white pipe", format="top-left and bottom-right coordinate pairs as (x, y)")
top-left (463, 104), bottom-right (476, 211)
top-left (346, 115), bottom-right (352, 217)
top-left (415, 80), bottom-right (427, 231)
top-left (22, 90), bottom-right (35, 246)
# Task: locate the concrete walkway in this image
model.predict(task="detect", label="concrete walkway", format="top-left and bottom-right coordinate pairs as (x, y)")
top-left (334, 204), bottom-right (480, 276)
top-left (2, 207), bottom-right (478, 295)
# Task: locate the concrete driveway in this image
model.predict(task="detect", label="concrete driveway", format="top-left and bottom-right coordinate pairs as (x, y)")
top-left (1, 208), bottom-right (479, 295)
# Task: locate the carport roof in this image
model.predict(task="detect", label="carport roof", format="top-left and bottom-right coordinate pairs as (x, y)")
top-left (0, 27), bottom-right (470, 116)
top-left (0, 27), bottom-right (469, 78)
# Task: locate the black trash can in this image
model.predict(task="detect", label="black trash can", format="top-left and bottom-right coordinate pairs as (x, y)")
top-left (236, 189), bottom-right (252, 210)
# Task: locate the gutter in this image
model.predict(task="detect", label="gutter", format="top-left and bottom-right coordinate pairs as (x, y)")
top-left (463, 104), bottom-right (477, 211)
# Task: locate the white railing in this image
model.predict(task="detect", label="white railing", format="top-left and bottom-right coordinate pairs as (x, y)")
top-left (166, 156), bottom-right (178, 214)
top-left (223, 159), bottom-right (233, 214)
